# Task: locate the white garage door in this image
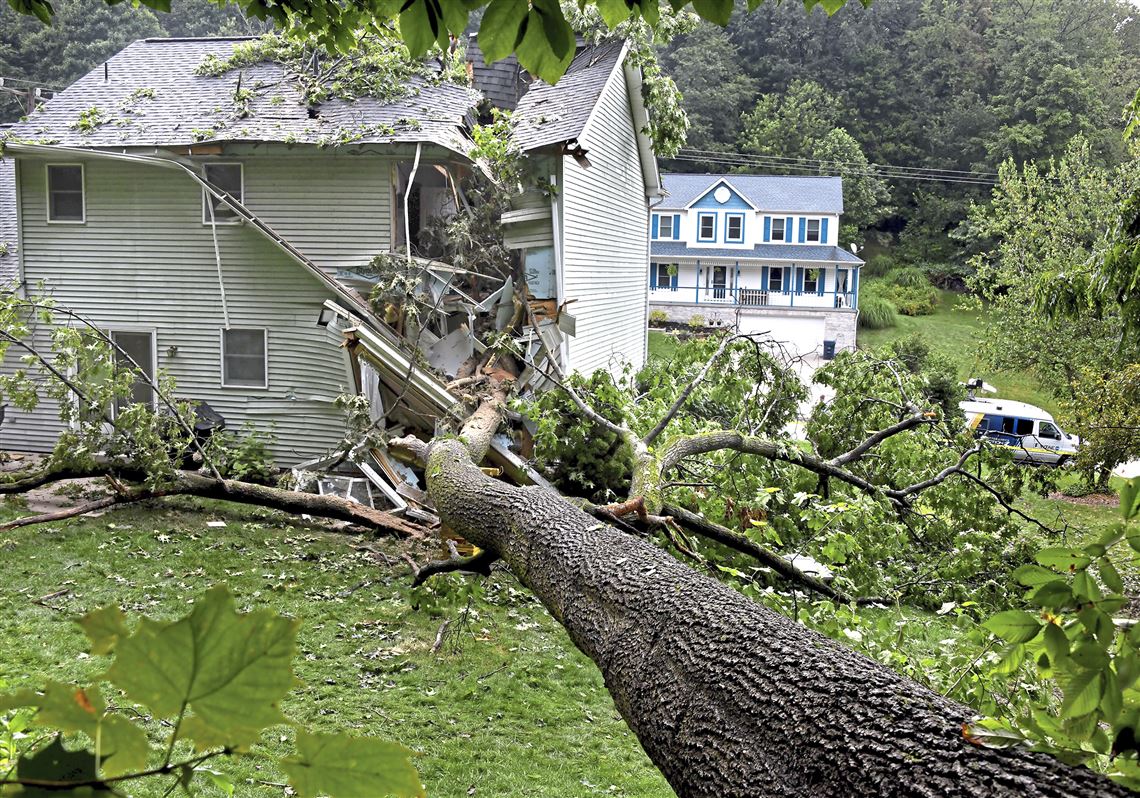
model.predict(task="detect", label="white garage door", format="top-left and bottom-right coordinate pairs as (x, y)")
top-left (738, 314), bottom-right (826, 357)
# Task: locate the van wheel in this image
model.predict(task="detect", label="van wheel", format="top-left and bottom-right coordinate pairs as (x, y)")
top-left (1055, 455), bottom-right (1070, 467)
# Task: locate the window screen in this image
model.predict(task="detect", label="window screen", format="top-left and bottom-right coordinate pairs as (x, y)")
top-left (658, 215), bottom-right (673, 238)
top-left (656, 263), bottom-right (671, 288)
top-left (204, 163), bottom-right (243, 222)
top-left (222, 328), bottom-right (267, 387)
top-left (726, 215), bottom-right (743, 241)
top-left (807, 219), bottom-right (821, 242)
top-left (804, 269), bottom-right (820, 293)
top-left (769, 267), bottom-right (783, 292)
top-left (48, 165), bottom-right (84, 222)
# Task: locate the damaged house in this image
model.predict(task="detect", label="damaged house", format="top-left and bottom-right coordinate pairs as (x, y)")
top-left (0, 34), bottom-right (661, 506)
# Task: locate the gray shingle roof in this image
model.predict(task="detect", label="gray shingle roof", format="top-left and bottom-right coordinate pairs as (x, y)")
top-left (660, 173), bottom-right (845, 214)
top-left (466, 38), bottom-right (527, 111)
top-left (651, 241), bottom-right (863, 264)
top-left (0, 157), bottom-right (16, 287)
top-left (511, 39), bottom-right (626, 152)
top-left (5, 38), bottom-right (480, 155)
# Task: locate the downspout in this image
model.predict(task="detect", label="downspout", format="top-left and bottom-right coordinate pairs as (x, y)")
top-left (206, 191), bottom-right (231, 328)
top-left (404, 142), bottom-right (422, 266)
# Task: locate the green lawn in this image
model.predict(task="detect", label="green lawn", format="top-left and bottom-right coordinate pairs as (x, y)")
top-left (857, 288), bottom-right (1058, 414)
top-left (0, 498), bottom-right (672, 798)
top-left (647, 329), bottom-right (679, 362)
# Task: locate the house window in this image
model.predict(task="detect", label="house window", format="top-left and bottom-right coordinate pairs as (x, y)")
top-left (658, 214), bottom-right (674, 239)
top-left (203, 163), bottom-right (243, 223)
top-left (806, 219), bottom-right (821, 243)
top-left (655, 263), bottom-right (673, 289)
top-left (725, 214), bottom-right (744, 243)
top-left (47, 164), bottom-right (85, 222)
top-left (697, 213), bottom-right (716, 242)
top-left (770, 217), bottom-right (785, 242)
top-left (222, 328), bottom-right (267, 388)
top-left (804, 269), bottom-right (821, 294)
top-left (110, 330), bottom-right (155, 417)
top-left (769, 267), bottom-right (784, 293)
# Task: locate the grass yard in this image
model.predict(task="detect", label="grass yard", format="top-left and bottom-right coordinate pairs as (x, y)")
top-left (0, 497), bottom-right (673, 798)
top-left (647, 330), bottom-right (679, 362)
top-left (856, 288), bottom-right (1058, 414)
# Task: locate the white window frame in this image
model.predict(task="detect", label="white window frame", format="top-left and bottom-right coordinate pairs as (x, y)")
top-left (770, 216), bottom-right (785, 242)
top-left (109, 328), bottom-right (158, 418)
top-left (697, 212), bottom-right (716, 242)
top-left (220, 327), bottom-right (269, 389)
top-left (657, 214), bottom-right (674, 239)
top-left (725, 213), bottom-right (745, 243)
top-left (202, 162), bottom-right (244, 225)
top-left (806, 218), bottom-right (821, 243)
top-left (769, 266), bottom-right (784, 293)
top-left (655, 263), bottom-right (672, 288)
top-left (46, 163), bottom-right (86, 224)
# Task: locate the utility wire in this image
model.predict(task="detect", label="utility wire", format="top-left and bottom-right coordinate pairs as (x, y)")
top-left (671, 149), bottom-right (999, 186)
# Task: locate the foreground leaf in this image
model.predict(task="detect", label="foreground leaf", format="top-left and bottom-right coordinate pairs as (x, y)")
top-left (107, 586), bottom-right (298, 749)
top-left (983, 610), bottom-right (1043, 644)
top-left (282, 732), bottom-right (424, 798)
top-left (78, 605), bottom-right (129, 656)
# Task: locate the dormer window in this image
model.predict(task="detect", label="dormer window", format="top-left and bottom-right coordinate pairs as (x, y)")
top-left (697, 213), bottom-right (716, 242)
top-left (658, 214), bottom-right (674, 239)
top-left (725, 213), bottom-right (744, 243)
top-left (770, 217), bottom-right (785, 242)
top-left (806, 219), bottom-right (821, 243)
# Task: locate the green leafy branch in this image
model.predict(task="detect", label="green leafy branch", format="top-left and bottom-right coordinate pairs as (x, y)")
top-left (974, 479), bottom-right (1140, 788)
top-left (0, 586), bottom-right (423, 797)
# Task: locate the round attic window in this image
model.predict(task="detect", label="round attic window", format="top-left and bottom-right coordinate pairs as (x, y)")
top-left (713, 186), bottom-right (731, 204)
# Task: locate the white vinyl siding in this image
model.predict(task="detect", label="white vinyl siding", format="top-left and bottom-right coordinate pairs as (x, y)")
top-left (47, 164), bottom-right (84, 223)
top-left (560, 65), bottom-right (649, 377)
top-left (4, 155), bottom-right (352, 463)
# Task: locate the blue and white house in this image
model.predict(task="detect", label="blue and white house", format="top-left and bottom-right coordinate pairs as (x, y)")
top-left (649, 173), bottom-right (863, 358)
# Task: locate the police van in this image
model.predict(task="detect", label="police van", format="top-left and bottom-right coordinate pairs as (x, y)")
top-left (959, 396), bottom-right (1080, 465)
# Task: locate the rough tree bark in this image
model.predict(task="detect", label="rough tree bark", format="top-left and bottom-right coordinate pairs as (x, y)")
top-left (403, 416), bottom-right (1129, 798)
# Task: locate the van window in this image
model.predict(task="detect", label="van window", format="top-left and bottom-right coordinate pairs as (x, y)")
top-left (1039, 422), bottom-right (1061, 440)
top-left (1014, 418), bottom-right (1034, 436)
top-left (979, 414), bottom-right (1002, 432)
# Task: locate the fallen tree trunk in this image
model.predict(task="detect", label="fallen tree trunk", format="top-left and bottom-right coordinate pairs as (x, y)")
top-left (422, 438), bottom-right (1127, 798)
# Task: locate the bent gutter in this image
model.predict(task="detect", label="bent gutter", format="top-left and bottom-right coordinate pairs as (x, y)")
top-left (5, 142), bottom-right (379, 325)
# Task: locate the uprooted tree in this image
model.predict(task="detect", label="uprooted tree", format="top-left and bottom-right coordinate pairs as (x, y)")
top-left (1, 287), bottom-right (1136, 797)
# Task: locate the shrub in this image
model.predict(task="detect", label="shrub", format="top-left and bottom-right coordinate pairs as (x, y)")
top-left (649, 309), bottom-right (668, 326)
top-left (864, 277), bottom-right (939, 316)
top-left (918, 260), bottom-right (970, 290)
top-left (687, 314), bottom-right (706, 328)
top-left (858, 295), bottom-right (898, 329)
top-left (862, 253), bottom-right (895, 278)
top-left (884, 265), bottom-right (930, 288)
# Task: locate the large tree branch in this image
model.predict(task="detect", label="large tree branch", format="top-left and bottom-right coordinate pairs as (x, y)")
top-left (829, 409), bottom-right (935, 468)
top-left (662, 503), bottom-right (886, 606)
top-left (0, 470), bottom-right (422, 538)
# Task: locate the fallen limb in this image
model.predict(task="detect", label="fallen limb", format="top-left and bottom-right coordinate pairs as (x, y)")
top-left (663, 503), bottom-right (886, 607)
top-left (0, 471), bottom-right (422, 538)
top-left (408, 546), bottom-right (499, 588)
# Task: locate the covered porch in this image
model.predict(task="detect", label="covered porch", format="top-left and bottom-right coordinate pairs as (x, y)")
top-left (649, 259), bottom-right (859, 310)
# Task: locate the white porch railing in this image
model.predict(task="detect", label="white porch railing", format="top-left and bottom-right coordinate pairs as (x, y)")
top-left (650, 285), bottom-right (856, 310)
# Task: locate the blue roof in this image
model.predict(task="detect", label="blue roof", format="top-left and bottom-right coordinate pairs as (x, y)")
top-left (651, 241), bottom-right (863, 264)
top-left (660, 173), bottom-right (844, 214)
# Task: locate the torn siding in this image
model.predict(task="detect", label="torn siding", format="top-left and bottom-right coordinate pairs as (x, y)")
top-left (559, 58), bottom-right (649, 377)
top-left (5, 155), bottom-right (353, 464)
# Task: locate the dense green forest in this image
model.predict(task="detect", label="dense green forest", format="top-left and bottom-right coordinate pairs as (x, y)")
top-left (660, 0), bottom-right (1140, 261)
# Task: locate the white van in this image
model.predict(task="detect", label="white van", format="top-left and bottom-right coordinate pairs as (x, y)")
top-left (959, 397), bottom-right (1080, 465)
